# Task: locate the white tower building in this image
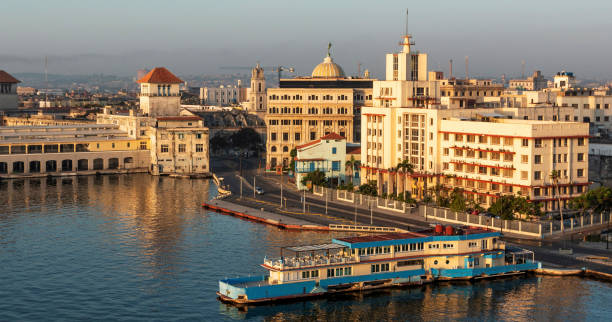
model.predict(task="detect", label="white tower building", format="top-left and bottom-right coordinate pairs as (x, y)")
top-left (137, 67), bottom-right (183, 117)
top-left (248, 63), bottom-right (267, 115)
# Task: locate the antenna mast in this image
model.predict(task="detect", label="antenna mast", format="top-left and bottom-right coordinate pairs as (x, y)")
top-left (521, 60), bottom-right (525, 78)
top-left (465, 56), bottom-right (469, 80)
top-left (44, 56), bottom-right (48, 106)
top-left (405, 8), bottom-right (409, 36)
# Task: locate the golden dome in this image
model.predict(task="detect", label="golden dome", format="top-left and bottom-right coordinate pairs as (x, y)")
top-left (311, 55), bottom-right (345, 78)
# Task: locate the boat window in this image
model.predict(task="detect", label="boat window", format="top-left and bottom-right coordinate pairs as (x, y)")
top-left (434, 260), bottom-right (438, 265)
top-left (397, 259), bottom-right (424, 267)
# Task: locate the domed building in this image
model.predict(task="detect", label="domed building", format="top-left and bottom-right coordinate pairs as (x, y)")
top-left (263, 45), bottom-right (375, 176)
top-left (311, 55), bottom-right (346, 79)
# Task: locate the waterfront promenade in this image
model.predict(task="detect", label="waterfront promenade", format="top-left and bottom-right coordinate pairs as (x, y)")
top-left (210, 156), bottom-right (612, 277)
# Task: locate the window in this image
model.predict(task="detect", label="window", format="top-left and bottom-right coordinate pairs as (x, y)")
top-left (295, 133), bottom-right (301, 141)
top-left (534, 155), bottom-right (541, 164)
top-left (521, 139), bottom-right (528, 147)
top-left (178, 144), bottom-right (186, 153)
top-left (283, 133), bottom-right (289, 141)
top-left (443, 133), bottom-right (449, 141)
top-left (577, 153), bottom-right (584, 162)
top-left (140, 141), bottom-right (147, 150)
top-left (271, 133), bottom-right (277, 141)
top-left (161, 144), bottom-right (169, 153)
top-left (534, 171), bottom-right (541, 180)
top-left (521, 155), bottom-right (528, 163)
top-left (535, 139), bottom-right (542, 148)
top-left (577, 138), bottom-right (584, 146)
top-left (577, 169), bottom-right (584, 177)
top-left (195, 144), bottom-right (204, 152)
top-left (310, 132), bottom-right (316, 140)
top-left (332, 147), bottom-right (337, 154)
top-left (332, 161), bottom-right (340, 171)
top-left (178, 133), bottom-right (185, 140)
top-left (521, 171), bottom-right (528, 180)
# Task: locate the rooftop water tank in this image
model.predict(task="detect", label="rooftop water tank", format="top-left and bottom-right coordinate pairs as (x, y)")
top-left (445, 225), bottom-right (454, 236)
top-left (435, 224), bottom-right (443, 234)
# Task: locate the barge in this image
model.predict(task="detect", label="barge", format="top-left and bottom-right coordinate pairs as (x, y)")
top-left (218, 225), bottom-right (541, 305)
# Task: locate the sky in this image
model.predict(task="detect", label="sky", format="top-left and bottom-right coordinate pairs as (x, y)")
top-left (2, 0), bottom-right (612, 80)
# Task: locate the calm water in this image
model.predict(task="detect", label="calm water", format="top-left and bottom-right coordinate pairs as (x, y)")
top-left (1, 174), bottom-right (611, 321)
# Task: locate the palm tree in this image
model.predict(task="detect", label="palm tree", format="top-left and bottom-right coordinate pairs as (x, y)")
top-left (550, 170), bottom-right (564, 231)
top-left (345, 156), bottom-right (360, 186)
top-left (395, 159), bottom-right (415, 199)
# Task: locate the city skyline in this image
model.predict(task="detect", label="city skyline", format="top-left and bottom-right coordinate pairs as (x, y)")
top-left (2, 0), bottom-right (612, 80)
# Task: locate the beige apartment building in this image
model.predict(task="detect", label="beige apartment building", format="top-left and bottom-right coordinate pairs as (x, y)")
top-left (264, 53), bottom-right (373, 169)
top-left (360, 29), bottom-right (590, 212)
top-left (439, 119), bottom-right (589, 210)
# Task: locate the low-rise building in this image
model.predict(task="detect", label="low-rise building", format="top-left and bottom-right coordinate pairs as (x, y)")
top-left (200, 83), bottom-right (245, 106)
top-left (295, 133), bottom-right (360, 189)
top-left (509, 70), bottom-right (547, 90)
top-left (150, 116), bottom-right (209, 175)
top-left (0, 124), bottom-right (150, 178)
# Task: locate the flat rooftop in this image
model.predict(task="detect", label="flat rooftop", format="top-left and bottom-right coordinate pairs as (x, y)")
top-left (333, 227), bottom-right (499, 248)
top-left (334, 232), bottom-right (427, 244)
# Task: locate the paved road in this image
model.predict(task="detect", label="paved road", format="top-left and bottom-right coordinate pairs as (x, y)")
top-left (211, 157), bottom-right (430, 231)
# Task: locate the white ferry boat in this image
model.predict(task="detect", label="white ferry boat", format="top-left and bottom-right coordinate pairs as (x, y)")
top-left (218, 225), bottom-right (540, 304)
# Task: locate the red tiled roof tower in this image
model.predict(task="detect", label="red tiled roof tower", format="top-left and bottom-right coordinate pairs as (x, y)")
top-left (0, 70), bottom-right (21, 83)
top-left (137, 67), bottom-right (183, 84)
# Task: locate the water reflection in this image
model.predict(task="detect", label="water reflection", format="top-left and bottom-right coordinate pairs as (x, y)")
top-left (1, 175), bottom-right (610, 321)
top-left (0, 174), bottom-right (212, 280)
top-left (218, 276), bottom-right (609, 321)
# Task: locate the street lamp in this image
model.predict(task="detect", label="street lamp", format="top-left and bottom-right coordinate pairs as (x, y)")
top-left (369, 196), bottom-right (373, 225)
top-left (354, 198), bottom-right (357, 225)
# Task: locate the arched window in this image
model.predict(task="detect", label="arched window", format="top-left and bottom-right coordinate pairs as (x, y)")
top-left (283, 146), bottom-right (289, 152)
top-left (271, 146), bottom-right (277, 152)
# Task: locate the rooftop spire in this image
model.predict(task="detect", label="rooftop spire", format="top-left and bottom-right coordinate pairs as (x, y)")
top-left (405, 8), bottom-right (409, 36)
top-left (327, 42), bottom-right (332, 57)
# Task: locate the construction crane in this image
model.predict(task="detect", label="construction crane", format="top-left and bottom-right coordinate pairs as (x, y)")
top-left (219, 65), bottom-right (295, 85)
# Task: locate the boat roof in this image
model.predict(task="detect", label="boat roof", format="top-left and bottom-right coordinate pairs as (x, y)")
top-left (334, 232), bottom-right (427, 244)
top-left (285, 243), bottom-right (346, 253)
top-left (333, 227), bottom-right (500, 249)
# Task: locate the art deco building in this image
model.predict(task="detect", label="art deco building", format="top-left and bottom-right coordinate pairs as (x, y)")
top-left (265, 51), bottom-right (373, 169)
top-left (360, 31), bottom-right (589, 211)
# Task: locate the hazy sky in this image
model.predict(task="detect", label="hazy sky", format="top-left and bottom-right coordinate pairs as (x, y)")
top-left (2, 0), bottom-right (612, 80)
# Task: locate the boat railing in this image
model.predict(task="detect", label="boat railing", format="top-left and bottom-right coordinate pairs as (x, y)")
top-left (264, 255), bottom-right (357, 269)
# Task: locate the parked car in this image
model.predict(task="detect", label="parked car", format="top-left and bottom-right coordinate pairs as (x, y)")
top-left (255, 186), bottom-right (264, 195)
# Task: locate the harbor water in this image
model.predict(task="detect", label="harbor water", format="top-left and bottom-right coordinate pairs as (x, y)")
top-left (1, 174), bottom-right (611, 321)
